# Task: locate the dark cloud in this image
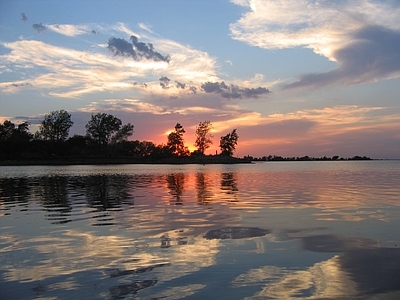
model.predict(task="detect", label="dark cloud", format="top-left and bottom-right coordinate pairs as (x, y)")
top-left (189, 86), bottom-right (197, 94)
top-left (201, 81), bottom-right (227, 93)
top-left (283, 25), bottom-right (400, 90)
top-left (21, 13), bottom-right (28, 22)
top-left (107, 37), bottom-right (135, 57)
top-left (242, 87), bottom-right (271, 98)
top-left (175, 81), bottom-right (186, 89)
top-left (159, 76), bottom-right (170, 89)
top-left (32, 23), bottom-right (46, 33)
top-left (201, 81), bottom-right (270, 99)
top-left (133, 82), bottom-right (147, 88)
top-left (11, 82), bottom-right (31, 88)
top-left (107, 35), bottom-right (170, 62)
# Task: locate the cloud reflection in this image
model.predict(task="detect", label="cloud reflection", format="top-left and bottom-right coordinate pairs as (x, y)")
top-left (236, 234), bottom-right (400, 299)
top-left (204, 227), bottom-right (270, 240)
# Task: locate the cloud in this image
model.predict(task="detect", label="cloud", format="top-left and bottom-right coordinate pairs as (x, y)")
top-left (0, 33), bottom-right (221, 98)
top-left (47, 24), bottom-right (91, 37)
top-left (230, 0), bottom-right (400, 89)
top-left (208, 104), bottom-right (400, 158)
top-left (107, 36), bottom-right (170, 62)
top-left (189, 86), bottom-right (197, 94)
top-left (21, 13), bottom-right (27, 22)
top-left (284, 25), bottom-right (400, 89)
top-left (175, 81), bottom-right (186, 89)
top-left (82, 99), bottom-right (169, 115)
top-left (32, 23), bottom-right (46, 33)
top-left (0, 22), bottom-right (220, 96)
top-left (0, 39), bottom-right (169, 97)
top-left (201, 81), bottom-right (270, 99)
top-left (159, 76), bottom-right (170, 89)
top-left (113, 22), bottom-right (139, 37)
top-left (138, 23), bottom-right (154, 34)
top-left (0, 80), bottom-right (32, 93)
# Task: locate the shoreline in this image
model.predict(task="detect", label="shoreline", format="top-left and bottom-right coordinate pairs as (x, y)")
top-left (0, 156), bottom-right (252, 166)
top-left (1, 157), bottom-right (396, 167)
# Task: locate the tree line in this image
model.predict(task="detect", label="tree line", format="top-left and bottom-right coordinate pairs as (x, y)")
top-left (0, 110), bottom-right (239, 160)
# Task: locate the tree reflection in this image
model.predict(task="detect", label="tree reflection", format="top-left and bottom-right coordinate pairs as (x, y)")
top-left (166, 173), bottom-right (185, 204)
top-left (196, 173), bottom-right (213, 204)
top-left (32, 176), bottom-right (71, 223)
top-left (221, 172), bottom-right (238, 202)
top-left (85, 175), bottom-right (133, 211)
top-left (0, 178), bottom-right (31, 208)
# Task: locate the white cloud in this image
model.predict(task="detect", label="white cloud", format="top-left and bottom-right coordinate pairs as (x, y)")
top-left (138, 23), bottom-right (154, 34)
top-left (113, 22), bottom-right (141, 37)
top-left (0, 41), bottom-right (213, 99)
top-left (47, 24), bottom-right (91, 37)
top-left (81, 98), bottom-right (169, 115)
top-left (1, 21), bottom-right (273, 113)
top-left (230, 0), bottom-right (250, 7)
top-left (230, 0), bottom-right (400, 88)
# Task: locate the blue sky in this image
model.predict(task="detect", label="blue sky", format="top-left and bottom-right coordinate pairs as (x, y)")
top-left (1, 0), bottom-right (400, 158)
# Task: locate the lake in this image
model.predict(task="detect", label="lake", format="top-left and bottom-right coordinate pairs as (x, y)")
top-left (1, 161), bottom-right (400, 299)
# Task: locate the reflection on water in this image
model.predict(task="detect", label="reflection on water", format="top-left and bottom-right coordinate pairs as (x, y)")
top-left (167, 173), bottom-right (185, 204)
top-left (204, 227), bottom-right (270, 240)
top-left (0, 161), bottom-right (400, 299)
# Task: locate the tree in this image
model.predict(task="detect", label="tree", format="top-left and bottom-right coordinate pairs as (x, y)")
top-left (0, 120), bottom-right (32, 159)
top-left (219, 129), bottom-right (238, 156)
top-left (167, 123), bottom-right (189, 156)
top-left (194, 120), bottom-right (213, 155)
top-left (110, 123), bottom-right (135, 144)
top-left (0, 120), bottom-right (32, 143)
top-left (85, 113), bottom-right (133, 146)
top-left (38, 110), bottom-right (73, 142)
top-left (129, 140), bottom-right (156, 156)
top-left (0, 120), bottom-right (15, 142)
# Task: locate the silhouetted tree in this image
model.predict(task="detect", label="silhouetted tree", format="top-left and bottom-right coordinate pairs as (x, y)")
top-left (0, 120), bottom-right (31, 142)
top-left (85, 113), bottom-right (133, 146)
top-left (167, 123), bottom-right (189, 156)
top-left (219, 129), bottom-right (238, 156)
top-left (65, 134), bottom-right (91, 156)
top-left (132, 140), bottom-right (156, 156)
top-left (0, 120), bottom-right (32, 159)
top-left (150, 143), bottom-right (173, 158)
top-left (194, 120), bottom-right (213, 155)
top-left (38, 110), bottom-right (73, 142)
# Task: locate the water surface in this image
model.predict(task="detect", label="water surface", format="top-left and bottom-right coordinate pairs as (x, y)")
top-left (1, 161), bottom-right (400, 299)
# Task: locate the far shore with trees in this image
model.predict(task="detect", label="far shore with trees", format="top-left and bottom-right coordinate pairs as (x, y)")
top-left (1, 110), bottom-right (371, 165)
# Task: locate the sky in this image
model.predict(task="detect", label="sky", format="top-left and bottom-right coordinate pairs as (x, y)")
top-left (1, 0), bottom-right (400, 159)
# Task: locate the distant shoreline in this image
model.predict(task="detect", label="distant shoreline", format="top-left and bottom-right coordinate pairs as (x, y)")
top-left (1, 156), bottom-right (397, 167)
top-left (0, 156), bottom-right (252, 166)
